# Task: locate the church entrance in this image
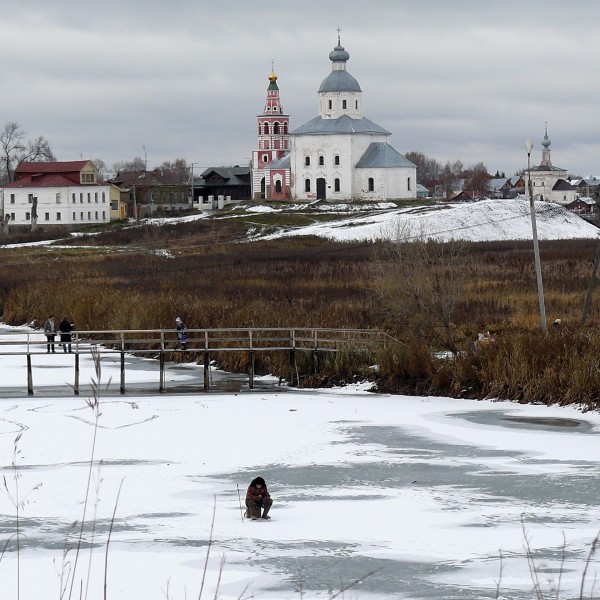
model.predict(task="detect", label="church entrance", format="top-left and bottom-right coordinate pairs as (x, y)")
top-left (316, 178), bottom-right (326, 200)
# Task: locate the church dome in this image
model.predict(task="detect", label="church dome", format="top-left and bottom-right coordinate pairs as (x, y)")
top-left (318, 70), bottom-right (361, 93)
top-left (329, 43), bottom-right (350, 63)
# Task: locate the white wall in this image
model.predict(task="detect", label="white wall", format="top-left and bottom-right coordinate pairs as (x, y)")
top-left (2, 185), bottom-right (111, 226)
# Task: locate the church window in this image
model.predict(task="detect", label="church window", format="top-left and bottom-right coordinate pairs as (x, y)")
top-left (355, 100), bottom-right (358, 109)
top-left (274, 122), bottom-right (280, 134)
top-left (334, 155), bottom-right (340, 166)
top-left (328, 100), bottom-right (332, 110)
top-left (265, 140), bottom-right (270, 149)
top-left (319, 155), bottom-right (324, 166)
top-left (407, 177), bottom-right (411, 191)
top-left (283, 123), bottom-right (288, 134)
top-left (258, 124), bottom-right (261, 134)
top-left (334, 178), bottom-right (340, 192)
top-left (264, 123), bottom-right (270, 134)
top-left (305, 156), bottom-right (311, 166)
top-left (342, 100), bottom-right (347, 110)
top-left (368, 178), bottom-right (375, 192)
top-left (263, 155), bottom-right (268, 162)
top-left (305, 179), bottom-right (311, 192)
top-left (275, 180), bottom-right (282, 193)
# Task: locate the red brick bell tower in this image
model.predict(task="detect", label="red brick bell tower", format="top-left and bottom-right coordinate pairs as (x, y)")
top-left (251, 67), bottom-right (291, 200)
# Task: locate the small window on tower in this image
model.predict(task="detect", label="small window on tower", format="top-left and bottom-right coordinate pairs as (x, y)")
top-left (328, 100), bottom-right (332, 110)
top-left (305, 156), bottom-right (311, 166)
top-left (318, 156), bottom-right (324, 166)
top-left (264, 123), bottom-right (270, 134)
top-left (263, 155), bottom-right (268, 162)
top-left (334, 155), bottom-right (340, 166)
top-left (342, 100), bottom-right (347, 110)
top-left (305, 179), bottom-right (311, 192)
top-left (274, 122), bottom-right (280, 134)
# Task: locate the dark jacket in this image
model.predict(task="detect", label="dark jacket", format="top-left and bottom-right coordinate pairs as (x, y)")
top-left (59, 319), bottom-right (73, 342)
top-left (246, 482), bottom-right (271, 504)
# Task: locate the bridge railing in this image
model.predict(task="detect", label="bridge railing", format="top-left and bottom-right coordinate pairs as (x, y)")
top-left (0, 327), bottom-right (394, 396)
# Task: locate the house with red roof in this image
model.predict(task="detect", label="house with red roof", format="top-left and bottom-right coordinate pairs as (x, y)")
top-left (1, 160), bottom-right (113, 227)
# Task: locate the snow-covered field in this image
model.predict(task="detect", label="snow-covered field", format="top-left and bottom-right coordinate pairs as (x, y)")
top-left (258, 198), bottom-right (600, 243)
top-left (0, 325), bottom-right (599, 599)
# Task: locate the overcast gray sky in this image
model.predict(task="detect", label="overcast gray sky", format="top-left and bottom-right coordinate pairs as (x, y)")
top-left (3, 0), bottom-right (600, 177)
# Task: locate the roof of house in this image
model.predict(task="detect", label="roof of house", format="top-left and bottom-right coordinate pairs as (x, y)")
top-left (291, 114), bottom-right (390, 136)
top-left (16, 160), bottom-right (92, 174)
top-left (199, 166), bottom-right (251, 186)
top-left (355, 142), bottom-right (416, 169)
top-left (487, 178), bottom-right (509, 191)
top-left (3, 173), bottom-right (84, 188)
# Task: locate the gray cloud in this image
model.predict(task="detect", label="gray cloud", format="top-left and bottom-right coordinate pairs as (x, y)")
top-left (2, 0), bottom-right (600, 177)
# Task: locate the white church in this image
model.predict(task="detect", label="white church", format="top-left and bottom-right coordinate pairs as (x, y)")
top-left (252, 35), bottom-right (417, 202)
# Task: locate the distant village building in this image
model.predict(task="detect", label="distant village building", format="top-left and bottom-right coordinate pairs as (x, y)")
top-left (526, 124), bottom-right (576, 206)
top-left (1, 160), bottom-right (110, 227)
top-left (251, 70), bottom-right (291, 201)
top-left (109, 170), bottom-right (191, 218)
top-left (288, 35), bottom-right (416, 202)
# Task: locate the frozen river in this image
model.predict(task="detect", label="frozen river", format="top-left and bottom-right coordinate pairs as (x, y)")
top-left (0, 325), bottom-right (599, 599)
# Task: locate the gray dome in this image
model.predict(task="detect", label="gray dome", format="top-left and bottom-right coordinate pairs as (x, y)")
top-left (318, 70), bottom-right (361, 93)
top-left (329, 43), bottom-right (350, 63)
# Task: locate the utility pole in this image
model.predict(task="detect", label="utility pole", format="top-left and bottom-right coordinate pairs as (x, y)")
top-left (526, 139), bottom-right (547, 334)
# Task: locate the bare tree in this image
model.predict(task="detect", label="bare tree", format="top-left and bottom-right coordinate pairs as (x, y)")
top-left (404, 151), bottom-right (442, 185)
top-left (0, 122), bottom-right (55, 183)
top-left (372, 222), bottom-right (467, 353)
top-left (112, 157), bottom-right (146, 175)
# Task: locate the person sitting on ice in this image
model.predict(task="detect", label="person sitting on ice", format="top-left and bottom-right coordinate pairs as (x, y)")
top-left (245, 476), bottom-right (272, 520)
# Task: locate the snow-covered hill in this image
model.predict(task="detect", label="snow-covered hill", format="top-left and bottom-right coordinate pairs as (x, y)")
top-left (256, 198), bottom-right (600, 243)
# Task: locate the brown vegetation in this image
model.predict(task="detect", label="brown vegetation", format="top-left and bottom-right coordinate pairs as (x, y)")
top-left (1, 218), bottom-right (600, 405)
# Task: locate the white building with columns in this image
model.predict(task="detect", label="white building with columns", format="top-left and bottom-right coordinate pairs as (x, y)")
top-left (290, 36), bottom-right (416, 201)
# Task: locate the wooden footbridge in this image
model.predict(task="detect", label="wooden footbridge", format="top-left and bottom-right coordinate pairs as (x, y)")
top-left (0, 327), bottom-right (393, 396)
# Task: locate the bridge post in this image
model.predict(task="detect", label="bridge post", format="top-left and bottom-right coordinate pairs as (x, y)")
top-left (27, 354), bottom-right (33, 396)
top-left (119, 333), bottom-right (126, 394)
top-left (248, 351), bottom-right (254, 389)
top-left (74, 353), bottom-right (80, 395)
top-left (204, 352), bottom-right (210, 391)
top-left (159, 352), bottom-right (165, 393)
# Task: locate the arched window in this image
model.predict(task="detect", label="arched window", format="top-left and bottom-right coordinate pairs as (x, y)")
top-left (342, 99), bottom-right (347, 109)
top-left (275, 180), bottom-right (282, 193)
top-left (264, 123), bottom-right (270, 135)
top-left (274, 122), bottom-right (280, 134)
top-left (305, 156), bottom-right (311, 166)
top-left (258, 124), bottom-right (261, 134)
top-left (368, 178), bottom-right (375, 192)
top-left (334, 155), bottom-right (340, 166)
top-left (283, 122), bottom-right (288, 134)
top-left (318, 156), bottom-right (324, 166)
top-left (334, 178), bottom-right (340, 192)
top-left (305, 179), bottom-right (311, 192)
top-left (263, 155), bottom-right (268, 163)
